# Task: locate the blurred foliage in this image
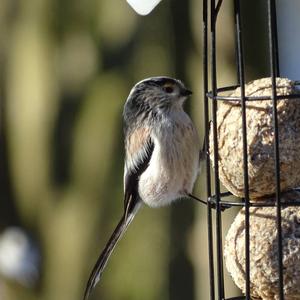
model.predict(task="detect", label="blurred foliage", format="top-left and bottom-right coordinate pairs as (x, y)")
top-left (0, 0), bottom-right (265, 300)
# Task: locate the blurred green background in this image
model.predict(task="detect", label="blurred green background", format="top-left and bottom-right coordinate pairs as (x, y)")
top-left (0, 0), bottom-right (267, 299)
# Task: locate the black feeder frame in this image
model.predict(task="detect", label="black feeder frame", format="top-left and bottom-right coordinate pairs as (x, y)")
top-left (202, 1), bottom-right (300, 300)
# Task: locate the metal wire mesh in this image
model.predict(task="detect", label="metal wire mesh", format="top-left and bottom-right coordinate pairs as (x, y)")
top-left (202, 1), bottom-right (299, 299)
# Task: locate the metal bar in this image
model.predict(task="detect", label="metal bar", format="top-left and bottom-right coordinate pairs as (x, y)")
top-left (268, 0), bottom-right (284, 299)
top-left (271, 0), bottom-right (280, 77)
top-left (207, 91), bottom-right (300, 102)
top-left (234, 1), bottom-right (250, 299)
top-left (211, 199), bottom-right (300, 208)
top-left (210, 0), bottom-right (224, 298)
top-left (203, 0), bottom-right (215, 298)
top-left (215, 0), bottom-right (224, 19)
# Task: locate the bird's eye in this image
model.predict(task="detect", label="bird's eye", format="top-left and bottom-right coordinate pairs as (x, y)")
top-left (164, 86), bottom-right (174, 93)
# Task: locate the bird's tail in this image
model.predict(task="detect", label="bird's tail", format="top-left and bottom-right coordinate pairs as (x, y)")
top-left (83, 202), bottom-right (141, 300)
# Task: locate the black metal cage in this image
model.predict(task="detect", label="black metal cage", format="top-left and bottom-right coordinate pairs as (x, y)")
top-left (203, 1), bottom-right (300, 299)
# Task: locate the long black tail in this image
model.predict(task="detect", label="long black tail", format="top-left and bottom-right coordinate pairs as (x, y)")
top-left (83, 203), bottom-right (141, 300)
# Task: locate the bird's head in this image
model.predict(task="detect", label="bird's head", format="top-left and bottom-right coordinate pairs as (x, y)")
top-left (123, 76), bottom-right (192, 124)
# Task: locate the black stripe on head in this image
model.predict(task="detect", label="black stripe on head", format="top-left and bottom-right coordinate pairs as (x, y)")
top-left (143, 76), bottom-right (182, 88)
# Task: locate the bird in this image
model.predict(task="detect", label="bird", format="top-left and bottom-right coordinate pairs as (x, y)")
top-left (83, 76), bottom-right (202, 300)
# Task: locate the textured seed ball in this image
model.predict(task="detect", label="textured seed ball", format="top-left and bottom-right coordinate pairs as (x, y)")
top-left (210, 77), bottom-right (300, 199)
top-left (224, 190), bottom-right (300, 300)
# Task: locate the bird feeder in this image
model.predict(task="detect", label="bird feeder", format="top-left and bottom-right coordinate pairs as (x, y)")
top-left (203, 1), bottom-right (300, 299)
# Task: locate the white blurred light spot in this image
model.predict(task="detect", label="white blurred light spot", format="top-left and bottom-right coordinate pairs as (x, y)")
top-left (0, 227), bottom-right (40, 287)
top-left (126, 0), bottom-right (162, 15)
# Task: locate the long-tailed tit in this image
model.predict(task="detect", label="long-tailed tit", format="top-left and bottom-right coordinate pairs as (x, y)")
top-left (83, 76), bottom-right (202, 300)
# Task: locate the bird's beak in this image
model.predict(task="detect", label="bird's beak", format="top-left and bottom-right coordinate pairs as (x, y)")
top-left (181, 88), bottom-right (193, 97)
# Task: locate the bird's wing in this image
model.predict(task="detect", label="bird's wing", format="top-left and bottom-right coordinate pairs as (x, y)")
top-left (124, 130), bottom-right (154, 219)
